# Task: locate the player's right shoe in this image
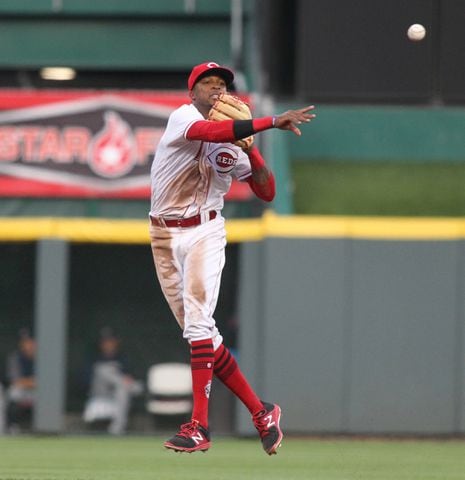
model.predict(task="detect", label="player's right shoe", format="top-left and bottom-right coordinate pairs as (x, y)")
top-left (164, 420), bottom-right (211, 453)
top-left (252, 402), bottom-right (283, 455)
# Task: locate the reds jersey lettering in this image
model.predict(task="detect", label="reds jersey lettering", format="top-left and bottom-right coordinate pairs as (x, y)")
top-left (207, 146), bottom-right (238, 174)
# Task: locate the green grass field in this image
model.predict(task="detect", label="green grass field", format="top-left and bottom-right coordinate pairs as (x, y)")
top-left (1, 435), bottom-right (465, 480)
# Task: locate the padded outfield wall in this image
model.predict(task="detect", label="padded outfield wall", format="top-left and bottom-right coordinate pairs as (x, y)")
top-left (1, 214), bottom-right (465, 435)
top-left (236, 213), bottom-right (465, 435)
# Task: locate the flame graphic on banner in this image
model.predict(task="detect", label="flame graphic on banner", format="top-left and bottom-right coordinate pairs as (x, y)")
top-left (89, 111), bottom-right (136, 178)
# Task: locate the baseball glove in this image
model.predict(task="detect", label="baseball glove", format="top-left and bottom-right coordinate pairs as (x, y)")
top-left (208, 93), bottom-right (254, 150)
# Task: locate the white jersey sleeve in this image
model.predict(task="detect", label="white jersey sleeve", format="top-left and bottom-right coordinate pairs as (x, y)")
top-left (165, 104), bottom-right (204, 146)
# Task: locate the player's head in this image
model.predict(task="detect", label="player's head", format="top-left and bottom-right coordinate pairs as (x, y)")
top-left (188, 62), bottom-right (234, 91)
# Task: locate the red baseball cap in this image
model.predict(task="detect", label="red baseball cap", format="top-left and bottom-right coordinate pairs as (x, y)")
top-left (188, 62), bottom-right (234, 90)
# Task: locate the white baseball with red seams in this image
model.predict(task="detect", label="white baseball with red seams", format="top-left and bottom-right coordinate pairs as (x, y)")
top-left (149, 103), bottom-right (252, 349)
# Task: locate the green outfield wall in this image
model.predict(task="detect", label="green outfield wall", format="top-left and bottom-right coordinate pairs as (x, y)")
top-left (271, 103), bottom-right (465, 215)
top-left (0, 0), bottom-right (252, 71)
top-left (288, 105), bottom-right (465, 163)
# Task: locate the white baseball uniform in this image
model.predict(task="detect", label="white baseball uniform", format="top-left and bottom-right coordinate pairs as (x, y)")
top-left (149, 103), bottom-right (252, 349)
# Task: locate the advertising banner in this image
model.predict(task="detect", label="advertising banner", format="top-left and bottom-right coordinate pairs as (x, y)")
top-left (0, 90), bottom-right (252, 200)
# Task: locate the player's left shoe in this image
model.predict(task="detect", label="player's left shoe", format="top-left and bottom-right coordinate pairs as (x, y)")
top-left (164, 420), bottom-right (211, 453)
top-left (252, 402), bottom-right (283, 455)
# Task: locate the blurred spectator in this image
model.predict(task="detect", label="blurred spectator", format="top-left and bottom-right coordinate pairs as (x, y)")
top-left (5, 328), bottom-right (36, 433)
top-left (82, 327), bottom-right (143, 435)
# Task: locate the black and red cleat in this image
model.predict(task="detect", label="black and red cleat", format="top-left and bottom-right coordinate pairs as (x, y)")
top-left (252, 402), bottom-right (283, 455)
top-left (164, 420), bottom-right (211, 453)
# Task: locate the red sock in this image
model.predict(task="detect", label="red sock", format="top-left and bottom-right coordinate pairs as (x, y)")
top-left (214, 344), bottom-right (263, 416)
top-left (190, 339), bottom-right (214, 428)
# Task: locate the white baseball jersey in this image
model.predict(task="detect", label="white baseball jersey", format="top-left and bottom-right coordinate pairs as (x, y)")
top-left (149, 103), bottom-right (253, 349)
top-left (150, 103), bottom-right (252, 218)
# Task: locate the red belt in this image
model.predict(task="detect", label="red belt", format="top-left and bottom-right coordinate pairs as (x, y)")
top-left (150, 211), bottom-right (217, 228)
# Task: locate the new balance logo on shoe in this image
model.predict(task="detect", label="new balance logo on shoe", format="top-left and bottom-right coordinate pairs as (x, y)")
top-left (264, 414), bottom-right (275, 428)
top-left (191, 432), bottom-right (205, 445)
top-left (164, 420), bottom-right (211, 453)
top-left (253, 402), bottom-right (283, 455)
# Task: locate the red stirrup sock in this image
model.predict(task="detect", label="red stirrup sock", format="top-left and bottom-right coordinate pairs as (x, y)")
top-left (214, 344), bottom-right (263, 416)
top-left (190, 339), bottom-right (214, 428)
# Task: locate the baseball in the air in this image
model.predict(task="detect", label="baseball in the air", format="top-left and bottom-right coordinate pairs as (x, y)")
top-left (407, 24), bottom-right (426, 41)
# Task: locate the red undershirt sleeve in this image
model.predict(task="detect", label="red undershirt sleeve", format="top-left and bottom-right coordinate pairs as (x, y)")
top-left (186, 116), bottom-right (275, 143)
top-left (186, 119), bottom-right (236, 142)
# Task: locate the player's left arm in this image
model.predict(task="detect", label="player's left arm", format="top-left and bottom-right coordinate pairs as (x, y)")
top-left (186, 106), bottom-right (315, 144)
top-left (244, 146), bottom-right (275, 202)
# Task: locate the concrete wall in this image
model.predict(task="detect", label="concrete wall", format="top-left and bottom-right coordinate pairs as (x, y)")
top-left (237, 236), bottom-right (465, 435)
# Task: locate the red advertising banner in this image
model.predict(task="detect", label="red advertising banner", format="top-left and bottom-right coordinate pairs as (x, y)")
top-left (0, 89), bottom-right (252, 200)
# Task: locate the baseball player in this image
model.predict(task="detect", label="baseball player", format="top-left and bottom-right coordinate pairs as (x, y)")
top-left (149, 61), bottom-right (315, 454)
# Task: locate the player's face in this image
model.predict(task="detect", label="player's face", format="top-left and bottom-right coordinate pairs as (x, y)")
top-left (190, 75), bottom-right (227, 116)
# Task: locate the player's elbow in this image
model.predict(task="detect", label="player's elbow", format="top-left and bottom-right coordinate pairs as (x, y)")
top-left (247, 175), bottom-right (275, 202)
